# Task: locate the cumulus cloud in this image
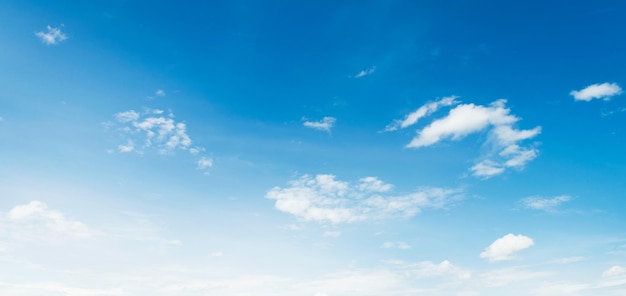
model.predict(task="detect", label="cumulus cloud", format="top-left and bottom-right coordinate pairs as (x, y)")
top-left (35, 25), bottom-right (67, 45)
top-left (384, 96), bottom-right (459, 131)
top-left (155, 89), bottom-right (166, 97)
top-left (118, 140), bottom-right (134, 153)
top-left (7, 201), bottom-right (92, 238)
top-left (381, 241), bottom-right (411, 250)
top-left (303, 117), bottom-right (336, 132)
top-left (390, 98), bottom-right (540, 178)
top-left (354, 66), bottom-right (376, 78)
top-left (480, 234), bottom-right (534, 262)
top-left (571, 82), bottom-right (622, 101)
top-left (520, 195), bottom-right (571, 212)
top-left (265, 174), bottom-right (461, 224)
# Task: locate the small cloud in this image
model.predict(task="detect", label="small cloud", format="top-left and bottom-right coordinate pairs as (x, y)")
top-left (323, 231), bottom-right (341, 238)
top-left (210, 251), bottom-right (224, 257)
top-left (118, 140), bottom-right (134, 153)
top-left (189, 146), bottom-right (205, 155)
top-left (197, 157), bottom-right (213, 170)
top-left (155, 89), bottom-right (166, 97)
top-left (114, 110), bottom-right (140, 123)
top-left (381, 241), bottom-right (411, 249)
top-left (571, 82), bottom-right (622, 101)
top-left (480, 233), bottom-right (534, 262)
top-left (519, 195), bottom-right (571, 212)
top-left (303, 116), bottom-right (336, 132)
top-left (358, 177), bottom-right (393, 192)
top-left (354, 66), bottom-right (376, 78)
top-left (603, 265), bottom-right (626, 277)
top-left (35, 25), bottom-right (67, 45)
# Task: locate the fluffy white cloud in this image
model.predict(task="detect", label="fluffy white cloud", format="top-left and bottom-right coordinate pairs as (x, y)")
top-left (391, 98), bottom-right (540, 178)
top-left (480, 234), bottom-right (534, 262)
top-left (303, 117), bottom-right (336, 132)
top-left (35, 25), bottom-right (67, 45)
top-left (603, 266), bottom-right (626, 278)
top-left (155, 89), bottom-right (166, 97)
top-left (266, 174), bottom-right (461, 224)
top-left (570, 82), bottom-right (622, 101)
top-left (6, 201), bottom-right (92, 238)
top-left (114, 110), bottom-right (139, 123)
top-left (520, 195), bottom-right (571, 211)
top-left (354, 66), bottom-right (376, 78)
top-left (381, 241), bottom-right (411, 249)
top-left (385, 96), bottom-right (459, 131)
top-left (358, 177), bottom-right (393, 192)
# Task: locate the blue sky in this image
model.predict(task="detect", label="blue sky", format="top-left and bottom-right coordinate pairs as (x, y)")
top-left (1, 0), bottom-right (626, 295)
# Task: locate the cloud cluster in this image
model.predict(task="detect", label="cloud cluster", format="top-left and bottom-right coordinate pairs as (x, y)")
top-left (303, 117), bottom-right (336, 132)
top-left (110, 108), bottom-right (212, 173)
top-left (480, 233), bottom-right (534, 262)
top-left (35, 25), bottom-right (67, 45)
top-left (387, 97), bottom-right (541, 178)
top-left (571, 82), bottom-right (622, 101)
top-left (266, 174), bottom-right (461, 224)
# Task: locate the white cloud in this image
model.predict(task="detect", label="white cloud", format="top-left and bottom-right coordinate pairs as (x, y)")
top-left (6, 201), bottom-right (92, 238)
top-left (303, 117), bottom-right (336, 132)
top-left (571, 82), bottom-right (622, 101)
top-left (382, 241), bottom-right (411, 250)
top-left (266, 174), bottom-right (461, 224)
top-left (197, 157), bottom-right (213, 170)
top-left (114, 110), bottom-right (140, 123)
top-left (110, 108), bottom-right (213, 173)
top-left (155, 89), bottom-right (166, 97)
top-left (35, 25), bottom-right (67, 45)
top-left (394, 98), bottom-right (540, 178)
top-left (118, 140), bottom-right (134, 153)
top-left (209, 251), bottom-right (224, 257)
top-left (480, 233), bottom-right (534, 262)
top-left (384, 96), bottom-right (459, 131)
top-left (520, 195), bottom-right (571, 211)
top-left (551, 256), bottom-right (585, 264)
top-left (358, 177), bottom-right (393, 192)
top-left (354, 66), bottom-right (376, 78)
top-left (603, 266), bottom-right (626, 278)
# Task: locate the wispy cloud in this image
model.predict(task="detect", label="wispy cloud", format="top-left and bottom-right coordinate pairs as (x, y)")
top-left (519, 195), bottom-right (571, 212)
top-left (266, 174), bottom-right (461, 224)
top-left (391, 98), bottom-right (540, 178)
top-left (197, 157), bottom-right (213, 170)
top-left (480, 233), bottom-right (534, 262)
top-left (384, 96), bottom-right (459, 131)
top-left (354, 66), bottom-right (376, 78)
top-left (303, 116), bottom-right (336, 132)
top-left (35, 25), bottom-right (67, 45)
top-left (155, 89), bottom-right (166, 97)
top-left (571, 82), bottom-right (622, 101)
top-left (381, 241), bottom-right (411, 249)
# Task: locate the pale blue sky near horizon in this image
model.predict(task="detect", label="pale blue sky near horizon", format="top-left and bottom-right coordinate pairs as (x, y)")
top-left (1, 1), bottom-right (626, 295)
